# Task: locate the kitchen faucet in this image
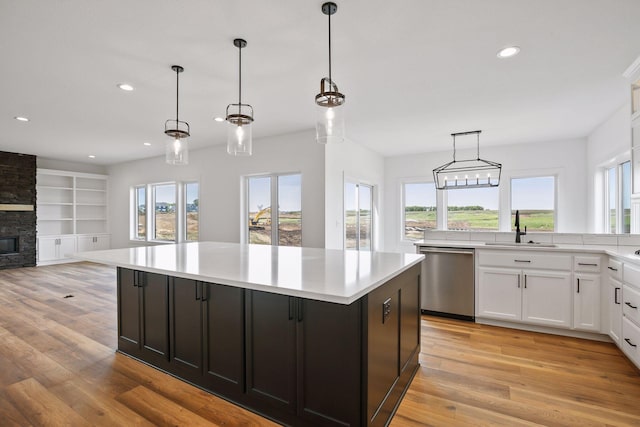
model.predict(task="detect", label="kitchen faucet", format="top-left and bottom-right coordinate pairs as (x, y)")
top-left (515, 210), bottom-right (527, 243)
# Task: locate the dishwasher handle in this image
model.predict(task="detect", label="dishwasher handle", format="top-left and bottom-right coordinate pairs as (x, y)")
top-left (419, 248), bottom-right (474, 256)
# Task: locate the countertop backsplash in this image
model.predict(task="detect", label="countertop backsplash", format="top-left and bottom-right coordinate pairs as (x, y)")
top-left (423, 230), bottom-right (640, 246)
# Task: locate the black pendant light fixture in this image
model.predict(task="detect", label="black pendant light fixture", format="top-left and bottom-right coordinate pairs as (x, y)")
top-left (165, 65), bottom-right (190, 165)
top-left (315, 2), bottom-right (345, 144)
top-left (226, 38), bottom-right (254, 156)
top-left (433, 130), bottom-right (502, 190)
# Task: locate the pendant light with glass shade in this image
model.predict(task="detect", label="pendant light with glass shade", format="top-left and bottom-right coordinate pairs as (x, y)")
top-left (226, 38), bottom-right (254, 156)
top-left (315, 2), bottom-right (345, 144)
top-left (164, 65), bottom-right (190, 165)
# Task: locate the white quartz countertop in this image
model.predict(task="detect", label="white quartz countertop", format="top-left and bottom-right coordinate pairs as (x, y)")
top-left (414, 239), bottom-right (640, 264)
top-left (72, 242), bottom-right (424, 304)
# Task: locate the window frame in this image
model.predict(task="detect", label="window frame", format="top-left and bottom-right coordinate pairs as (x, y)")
top-left (344, 179), bottom-right (374, 250)
top-left (244, 172), bottom-right (302, 247)
top-left (509, 175), bottom-right (558, 233)
top-left (132, 184), bottom-right (147, 241)
top-left (130, 181), bottom-right (199, 243)
top-left (604, 160), bottom-right (631, 234)
top-left (184, 181), bottom-right (199, 242)
top-left (400, 179), bottom-right (439, 242)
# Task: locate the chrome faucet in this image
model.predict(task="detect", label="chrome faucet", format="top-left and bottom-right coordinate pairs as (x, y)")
top-left (515, 210), bottom-right (527, 243)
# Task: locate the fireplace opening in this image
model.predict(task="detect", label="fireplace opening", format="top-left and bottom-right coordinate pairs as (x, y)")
top-left (0, 237), bottom-right (18, 254)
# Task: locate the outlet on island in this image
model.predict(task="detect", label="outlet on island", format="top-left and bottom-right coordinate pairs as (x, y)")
top-left (383, 297), bottom-right (392, 323)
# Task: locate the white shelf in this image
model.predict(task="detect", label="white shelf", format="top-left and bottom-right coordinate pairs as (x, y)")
top-left (37, 168), bottom-right (109, 241)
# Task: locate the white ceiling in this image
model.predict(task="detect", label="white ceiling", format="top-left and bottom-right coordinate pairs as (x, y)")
top-left (1, 0), bottom-right (640, 165)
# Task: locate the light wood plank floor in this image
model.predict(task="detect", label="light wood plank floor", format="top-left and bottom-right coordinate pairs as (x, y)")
top-left (0, 262), bottom-right (639, 426)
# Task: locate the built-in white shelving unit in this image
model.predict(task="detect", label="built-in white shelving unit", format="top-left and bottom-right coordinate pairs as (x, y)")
top-left (36, 169), bottom-right (110, 265)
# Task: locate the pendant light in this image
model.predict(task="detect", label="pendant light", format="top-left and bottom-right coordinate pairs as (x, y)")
top-left (433, 130), bottom-right (502, 190)
top-left (164, 65), bottom-right (190, 165)
top-left (315, 2), bottom-right (345, 144)
top-left (226, 38), bottom-right (254, 156)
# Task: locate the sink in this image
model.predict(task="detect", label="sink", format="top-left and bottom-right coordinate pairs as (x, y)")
top-left (484, 242), bottom-right (557, 248)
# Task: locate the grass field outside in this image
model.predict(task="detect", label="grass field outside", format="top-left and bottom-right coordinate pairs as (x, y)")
top-left (249, 211), bottom-right (301, 246)
top-left (404, 208), bottom-right (555, 239)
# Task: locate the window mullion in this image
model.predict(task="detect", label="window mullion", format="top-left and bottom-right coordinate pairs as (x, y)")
top-left (272, 175), bottom-right (278, 245)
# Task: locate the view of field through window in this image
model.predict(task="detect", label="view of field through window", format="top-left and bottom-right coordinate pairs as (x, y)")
top-left (248, 174), bottom-right (301, 246)
top-left (403, 180), bottom-right (555, 240)
top-left (345, 183), bottom-right (372, 250)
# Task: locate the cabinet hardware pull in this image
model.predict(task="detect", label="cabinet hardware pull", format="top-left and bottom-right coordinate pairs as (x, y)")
top-left (608, 266), bottom-right (618, 271)
top-left (133, 271), bottom-right (138, 287)
top-left (297, 299), bottom-right (304, 322)
top-left (195, 282), bottom-right (201, 301)
top-left (514, 260), bottom-right (531, 263)
top-left (288, 297), bottom-right (294, 320)
top-left (625, 302), bottom-right (638, 309)
top-left (625, 338), bottom-right (637, 348)
top-left (615, 287), bottom-right (620, 305)
top-left (578, 263), bottom-right (598, 266)
top-left (577, 278), bottom-right (580, 294)
top-left (524, 275), bottom-right (527, 289)
top-left (517, 275), bottom-right (520, 289)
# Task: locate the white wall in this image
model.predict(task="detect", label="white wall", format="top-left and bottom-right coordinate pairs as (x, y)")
top-left (38, 157), bottom-right (107, 175)
top-left (324, 139), bottom-right (385, 250)
top-left (107, 130), bottom-right (325, 249)
top-left (586, 104), bottom-right (631, 232)
top-left (384, 138), bottom-right (589, 253)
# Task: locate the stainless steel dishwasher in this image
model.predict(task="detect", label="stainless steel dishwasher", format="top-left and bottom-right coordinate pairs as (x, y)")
top-left (418, 246), bottom-right (475, 321)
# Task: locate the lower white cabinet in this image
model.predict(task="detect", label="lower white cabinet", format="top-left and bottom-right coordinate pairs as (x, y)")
top-left (477, 267), bottom-right (572, 328)
top-left (37, 234), bottom-right (110, 265)
top-left (37, 236), bottom-right (76, 263)
top-left (573, 273), bottom-right (601, 332)
top-left (77, 235), bottom-right (110, 252)
top-left (622, 317), bottom-right (640, 367)
top-left (609, 278), bottom-right (623, 344)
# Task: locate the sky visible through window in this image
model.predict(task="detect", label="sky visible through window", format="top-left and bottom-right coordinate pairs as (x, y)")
top-left (248, 175), bottom-right (301, 212)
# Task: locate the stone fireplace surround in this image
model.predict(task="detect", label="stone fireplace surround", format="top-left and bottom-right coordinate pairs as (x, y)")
top-left (0, 151), bottom-right (36, 269)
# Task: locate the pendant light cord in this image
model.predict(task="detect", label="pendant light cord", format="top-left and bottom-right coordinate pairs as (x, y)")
top-left (175, 68), bottom-right (179, 122)
top-left (238, 44), bottom-right (242, 115)
top-left (476, 132), bottom-right (480, 160)
top-left (328, 9), bottom-right (332, 85)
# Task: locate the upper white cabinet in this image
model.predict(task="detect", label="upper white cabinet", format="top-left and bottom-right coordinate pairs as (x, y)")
top-left (36, 169), bottom-right (109, 264)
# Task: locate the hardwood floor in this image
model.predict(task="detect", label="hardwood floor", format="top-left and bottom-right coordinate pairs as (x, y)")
top-left (1, 262), bottom-right (639, 426)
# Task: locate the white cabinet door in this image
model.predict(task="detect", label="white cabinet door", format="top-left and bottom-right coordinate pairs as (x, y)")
top-left (37, 237), bottom-right (59, 262)
top-left (76, 236), bottom-right (94, 252)
top-left (94, 235), bottom-right (110, 250)
top-left (522, 270), bottom-right (572, 328)
top-left (574, 273), bottom-right (601, 332)
top-left (58, 236), bottom-right (76, 259)
top-left (478, 267), bottom-right (521, 321)
top-left (609, 279), bottom-right (622, 344)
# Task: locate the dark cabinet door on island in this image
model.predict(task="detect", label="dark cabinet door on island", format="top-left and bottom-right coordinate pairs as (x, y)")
top-left (170, 277), bottom-right (203, 381)
top-left (116, 269), bottom-right (169, 368)
top-left (245, 290), bottom-right (362, 427)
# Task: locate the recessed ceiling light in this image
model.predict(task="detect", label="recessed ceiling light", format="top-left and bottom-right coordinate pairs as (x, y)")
top-left (118, 83), bottom-right (134, 91)
top-left (497, 46), bottom-right (520, 58)
top-left (88, 155), bottom-right (96, 159)
top-left (143, 142), bottom-right (151, 146)
top-left (214, 117), bottom-right (225, 122)
top-left (14, 116), bottom-right (29, 122)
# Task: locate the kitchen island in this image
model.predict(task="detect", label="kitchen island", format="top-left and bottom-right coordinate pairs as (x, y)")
top-left (73, 242), bottom-right (423, 427)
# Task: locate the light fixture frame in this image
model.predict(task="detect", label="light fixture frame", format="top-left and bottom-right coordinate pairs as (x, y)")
top-left (226, 38), bottom-right (254, 156)
top-left (433, 130), bottom-right (502, 190)
top-left (165, 65), bottom-right (190, 140)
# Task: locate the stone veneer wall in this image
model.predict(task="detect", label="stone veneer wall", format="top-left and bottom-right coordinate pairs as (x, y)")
top-left (0, 151), bottom-right (36, 268)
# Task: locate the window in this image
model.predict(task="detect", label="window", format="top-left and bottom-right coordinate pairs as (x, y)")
top-left (511, 176), bottom-right (555, 232)
top-left (247, 173), bottom-right (301, 246)
top-left (345, 182), bottom-right (373, 250)
top-left (402, 182), bottom-right (436, 241)
top-left (185, 182), bottom-right (199, 241)
top-left (153, 183), bottom-right (176, 241)
top-left (446, 187), bottom-right (499, 231)
top-left (134, 185), bottom-right (146, 240)
top-left (606, 161), bottom-right (631, 234)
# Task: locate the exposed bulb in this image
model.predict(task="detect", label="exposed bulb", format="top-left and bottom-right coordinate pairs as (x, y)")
top-left (236, 125), bottom-right (244, 145)
top-left (173, 138), bottom-right (182, 156)
top-left (326, 107), bottom-right (335, 120)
